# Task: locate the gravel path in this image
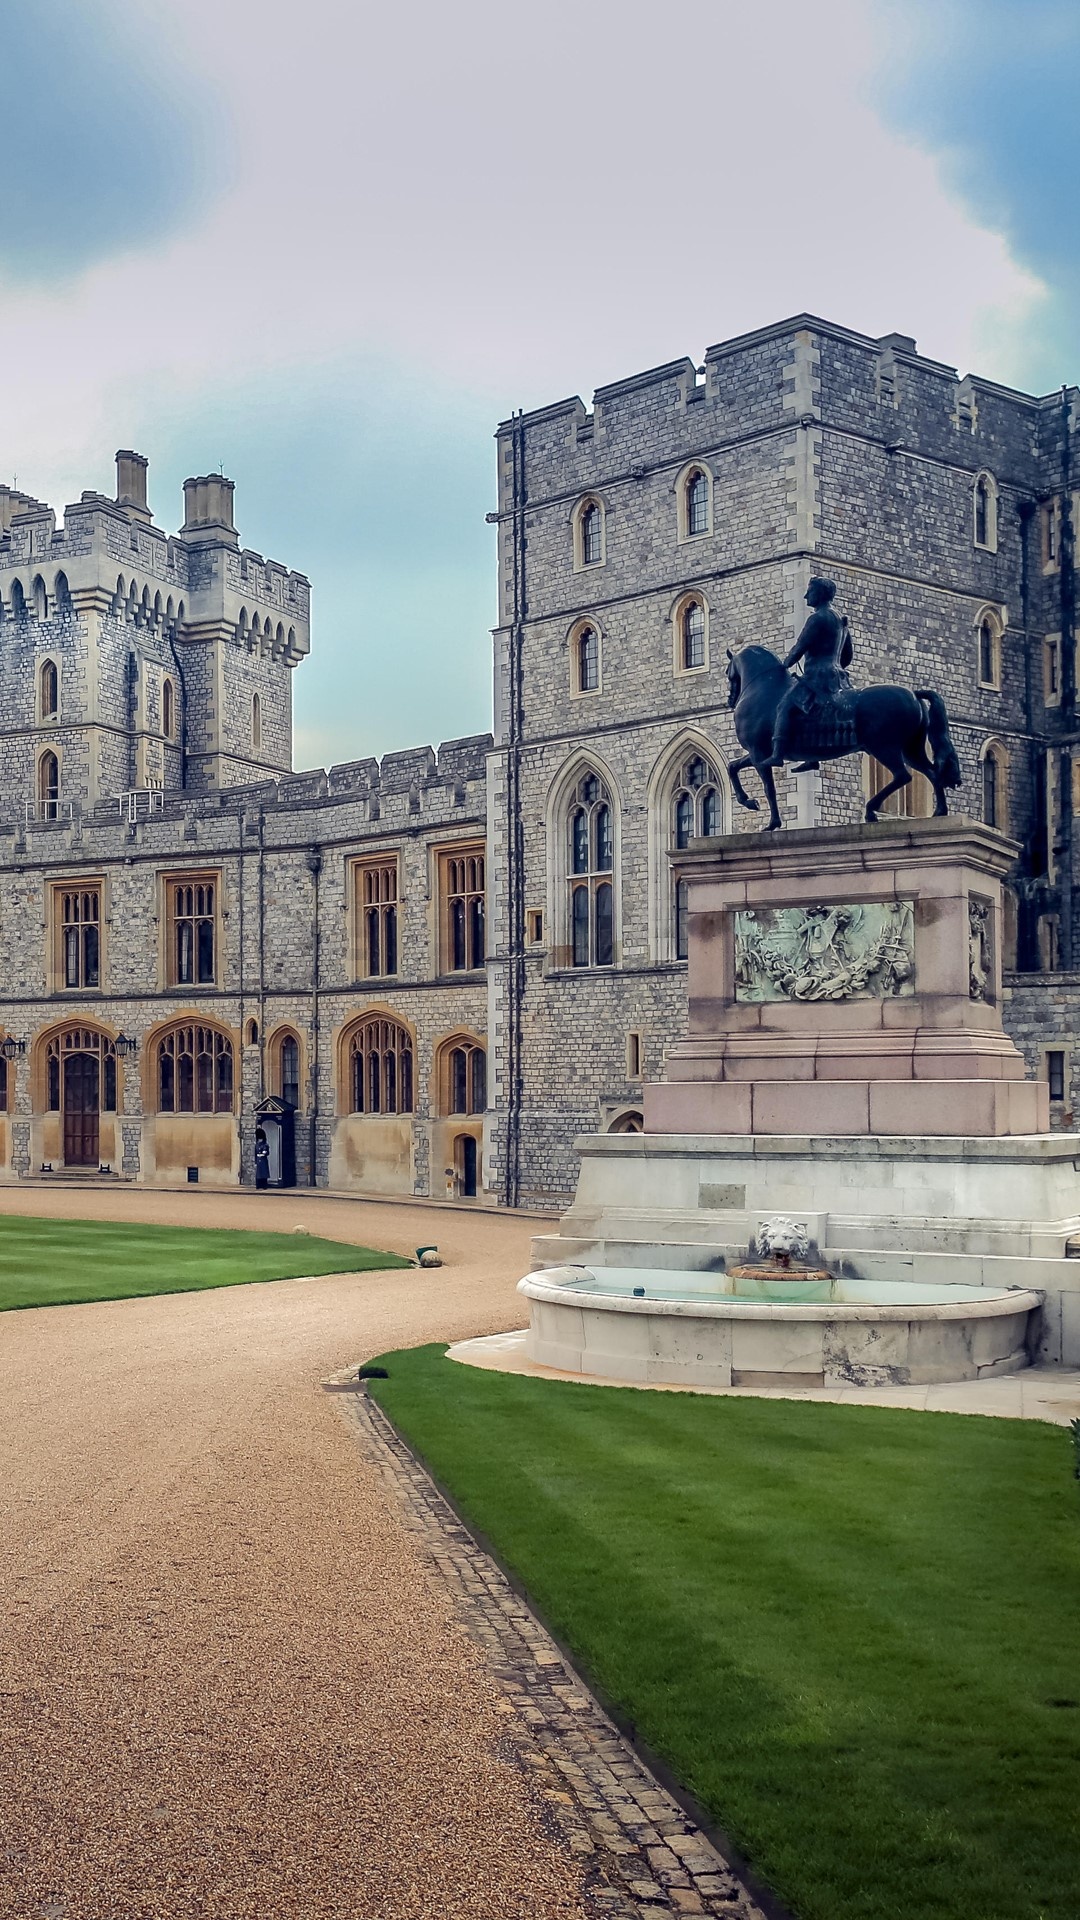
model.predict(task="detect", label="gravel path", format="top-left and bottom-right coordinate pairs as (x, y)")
top-left (0, 1190), bottom-right (593, 1920)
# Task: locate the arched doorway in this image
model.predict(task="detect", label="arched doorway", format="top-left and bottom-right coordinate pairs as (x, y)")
top-left (456, 1133), bottom-right (478, 1198)
top-left (45, 1028), bottom-right (117, 1167)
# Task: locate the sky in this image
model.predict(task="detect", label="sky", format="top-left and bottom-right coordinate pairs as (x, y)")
top-left (0, 0), bottom-right (1076, 769)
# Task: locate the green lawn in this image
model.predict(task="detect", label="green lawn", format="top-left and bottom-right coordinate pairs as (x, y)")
top-left (0, 1216), bottom-right (410, 1310)
top-left (370, 1345), bottom-right (1080, 1920)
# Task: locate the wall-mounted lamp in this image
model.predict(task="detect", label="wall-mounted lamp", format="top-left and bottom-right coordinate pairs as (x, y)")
top-left (113, 1034), bottom-right (136, 1058)
top-left (0, 1037), bottom-right (26, 1061)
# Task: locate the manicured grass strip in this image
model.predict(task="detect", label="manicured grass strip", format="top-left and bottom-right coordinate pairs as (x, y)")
top-left (0, 1216), bottom-right (410, 1311)
top-left (370, 1345), bottom-right (1080, 1920)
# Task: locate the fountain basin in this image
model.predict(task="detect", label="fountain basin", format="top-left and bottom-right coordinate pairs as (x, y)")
top-left (518, 1266), bottom-right (1042, 1389)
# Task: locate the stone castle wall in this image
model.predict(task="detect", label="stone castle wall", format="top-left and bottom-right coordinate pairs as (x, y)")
top-left (0, 319), bottom-right (1077, 1204)
top-left (487, 315), bottom-right (1080, 1207)
top-left (0, 737), bottom-right (491, 1194)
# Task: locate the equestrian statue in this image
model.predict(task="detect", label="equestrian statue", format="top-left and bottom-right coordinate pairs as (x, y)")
top-left (726, 578), bottom-right (962, 831)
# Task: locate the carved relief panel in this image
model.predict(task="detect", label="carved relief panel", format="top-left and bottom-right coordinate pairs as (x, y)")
top-left (734, 902), bottom-right (915, 1003)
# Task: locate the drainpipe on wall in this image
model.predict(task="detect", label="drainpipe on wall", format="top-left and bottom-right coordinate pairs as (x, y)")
top-left (1058, 387), bottom-right (1076, 969)
top-left (257, 810), bottom-right (266, 1102)
top-left (306, 846), bottom-right (322, 1187)
top-left (503, 411), bottom-right (527, 1210)
top-left (1017, 498), bottom-right (1041, 969)
top-left (237, 807), bottom-right (246, 1181)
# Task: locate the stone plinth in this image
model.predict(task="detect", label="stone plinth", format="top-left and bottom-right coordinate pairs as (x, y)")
top-left (644, 817), bottom-right (1048, 1137)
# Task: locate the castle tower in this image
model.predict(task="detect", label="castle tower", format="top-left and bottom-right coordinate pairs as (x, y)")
top-left (0, 452), bottom-right (311, 815)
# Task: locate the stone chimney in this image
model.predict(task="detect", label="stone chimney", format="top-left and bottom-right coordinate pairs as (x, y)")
top-left (0, 486), bottom-right (36, 535)
top-left (116, 450), bottom-right (151, 523)
top-left (182, 474), bottom-right (237, 543)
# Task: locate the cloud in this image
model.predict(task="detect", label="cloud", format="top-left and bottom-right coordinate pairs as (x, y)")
top-left (0, 0), bottom-right (1041, 411)
top-left (871, 0), bottom-right (1079, 388)
top-left (0, 0), bottom-right (226, 279)
top-left (0, 0), bottom-right (1059, 766)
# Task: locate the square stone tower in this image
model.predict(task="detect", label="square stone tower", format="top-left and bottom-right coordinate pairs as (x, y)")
top-left (0, 452), bottom-right (310, 813)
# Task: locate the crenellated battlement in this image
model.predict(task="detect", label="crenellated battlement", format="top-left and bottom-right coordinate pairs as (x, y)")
top-left (0, 452), bottom-right (310, 666)
top-left (0, 732), bottom-right (494, 862)
top-left (496, 314), bottom-right (1080, 510)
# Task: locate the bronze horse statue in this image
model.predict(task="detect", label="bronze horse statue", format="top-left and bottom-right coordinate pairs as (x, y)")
top-left (725, 644), bottom-right (962, 831)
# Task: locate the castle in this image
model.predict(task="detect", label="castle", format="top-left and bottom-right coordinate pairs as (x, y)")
top-left (0, 313), bottom-right (1075, 1202)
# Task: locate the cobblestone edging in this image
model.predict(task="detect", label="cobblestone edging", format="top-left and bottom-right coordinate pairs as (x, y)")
top-left (335, 1386), bottom-right (778, 1920)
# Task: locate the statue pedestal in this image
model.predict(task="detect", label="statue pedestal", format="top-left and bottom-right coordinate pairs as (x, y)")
top-left (532, 820), bottom-right (1080, 1368)
top-left (645, 817), bottom-right (1047, 1137)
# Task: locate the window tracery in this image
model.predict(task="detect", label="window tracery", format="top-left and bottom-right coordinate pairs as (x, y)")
top-left (157, 1023), bottom-right (233, 1114)
top-left (568, 771), bottom-right (615, 967)
top-left (347, 1015), bottom-right (414, 1115)
top-left (670, 750), bottom-right (724, 959)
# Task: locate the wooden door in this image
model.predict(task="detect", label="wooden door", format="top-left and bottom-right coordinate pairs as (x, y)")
top-left (63, 1052), bottom-right (99, 1167)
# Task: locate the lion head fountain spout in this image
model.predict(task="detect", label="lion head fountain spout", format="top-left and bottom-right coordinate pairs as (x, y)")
top-left (756, 1214), bottom-right (810, 1268)
top-left (726, 1214), bottom-right (835, 1301)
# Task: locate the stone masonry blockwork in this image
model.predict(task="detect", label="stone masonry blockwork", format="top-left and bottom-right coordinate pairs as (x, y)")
top-left (1, 317), bottom-right (1079, 1202)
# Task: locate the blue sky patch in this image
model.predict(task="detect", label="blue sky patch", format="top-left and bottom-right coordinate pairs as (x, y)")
top-left (0, 1), bottom-right (226, 278)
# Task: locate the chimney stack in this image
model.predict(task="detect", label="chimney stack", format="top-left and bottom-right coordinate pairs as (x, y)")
top-left (0, 486), bottom-right (35, 535)
top-left (181, 474), bottom-right (237, 543)
top-left (115, 450), bottom-right (151, 523)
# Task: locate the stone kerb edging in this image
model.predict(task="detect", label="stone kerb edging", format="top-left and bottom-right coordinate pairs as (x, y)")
top-left (332, 1378), bottom-right (780, 1920)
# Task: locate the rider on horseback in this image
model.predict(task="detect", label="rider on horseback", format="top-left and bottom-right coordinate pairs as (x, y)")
top-left (725, 579), bottom-right (963, 830)
top-left (763, 578), bottom-right (854, 768)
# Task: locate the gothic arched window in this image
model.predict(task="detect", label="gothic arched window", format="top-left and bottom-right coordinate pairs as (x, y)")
top-left (280, 1033), bottom-right (300, 1108)
top-left (347, 1015), bottom-right (414, 1115)
top-left (439, 1036), bottom-right (486, 1116)
top-left (976, 608), bottom-right (1002, 690)
top-left (568, 771), bottom-right (615, 967)
top-left (669, 749), bottom-right (725, 959)
top-left (686, 468), bottom-right (709, 536)
top-left (673, 595), bottom-right (708, 674)
top-left (683, 601), bottom-right (705, 670)
top-left (271, 1028), bottom-right (302, 1108)
top-left (39, 659), bottom-right (58, 721)
top-left (973, 471), bottom-right (998, 552)
top-left (671, 752), bottom-right (724, 849)
top-left (576, 624), bottom-right (599, 693)
top-left (157, 1023), bottom-right (234, 1114)
top-left (38, 750), bottom-right (59, 820)
top-left (573, 495), bottom-right (605, 570)
top-left (981, 740), bottom-right (1007, 833)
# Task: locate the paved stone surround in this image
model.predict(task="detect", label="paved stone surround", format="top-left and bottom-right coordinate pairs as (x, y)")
top-left (336, 1384), bottom-right (774, 1920)
top-left (449, 1329), bottom-right (1080, 1426)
